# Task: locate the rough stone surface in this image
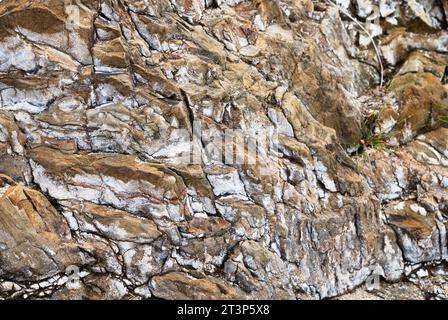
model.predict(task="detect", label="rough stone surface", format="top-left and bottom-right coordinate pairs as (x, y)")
top-left (0, 0), bottom-right (447, 300)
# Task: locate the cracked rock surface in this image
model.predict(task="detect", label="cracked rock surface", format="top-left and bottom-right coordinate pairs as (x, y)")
top-left (0, 0), bottom-right (447, 300)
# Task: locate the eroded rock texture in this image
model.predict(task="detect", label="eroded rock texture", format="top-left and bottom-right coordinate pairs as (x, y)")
top-left (0, 0), bottom-right (447, 300)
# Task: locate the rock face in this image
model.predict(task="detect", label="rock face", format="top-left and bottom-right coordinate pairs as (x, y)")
top-left (0, 0), bottom-right (447, 300)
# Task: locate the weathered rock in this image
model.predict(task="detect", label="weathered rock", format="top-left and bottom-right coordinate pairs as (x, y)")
top-left (29, 146), bottom-right (187, 220)
top-left (0, 0), bottom-right (447, 300)
top-left (60, 201), bottom-right (162, 243)
top-left (385, 200), bottom-right (445, 263)
top-left (0, 176), bottom-right (84, 281)
top-left (150, 272), bottom-right (249, 300)
top-left (384, 72), bottom-right (448, 143)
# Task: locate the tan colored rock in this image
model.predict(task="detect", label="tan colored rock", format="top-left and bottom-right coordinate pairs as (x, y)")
top-left (385, 200), bottom-right (443, 263)
top-left (381, 30), bottom-right (448, 66)
top-left (93, 38), bottom-right (128, 69)
top-left (61, 201), bottom-right (162, 243)
top-left (407, 128), bottom-right (448, 166)
top-left (386, 72), bottom-right (448, 142)
top-left (397, 51), bottom-right (448, 79)
top-left (0, 112), bottom-right (26, 155)
top-left (172, 0), bottom-right (205, 23)
top-left (0, 176), bottom-right (84, 281)
top-left (50, 274), bottom-right (129, 300)
top-left (29, 146), bottom-right (188, 220)
top-left (150, 272), bottom-right (249, 300)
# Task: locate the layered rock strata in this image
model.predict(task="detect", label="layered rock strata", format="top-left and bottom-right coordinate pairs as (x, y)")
top-left (0, 0), bottom-right (447, 300)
